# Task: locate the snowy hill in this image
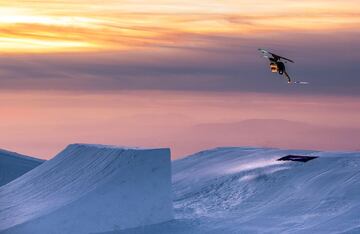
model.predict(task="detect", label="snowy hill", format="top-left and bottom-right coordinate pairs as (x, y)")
top-left (172, 147), bottom-right (360, 234)
top-left (0, 148), bottom-right (44, 187)
top-left (2, 145), bottom-right (359, 234)
top-left (0, 144), bottom-right (173, 234)
top-left (109, 147), bottom-right (360, 234)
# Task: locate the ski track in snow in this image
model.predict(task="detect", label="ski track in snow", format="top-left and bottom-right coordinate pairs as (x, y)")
top-left (0, 144), bottom-right (172, 234)
top-left (2, 146), bottom-right (360, 233)
top-left (108, 147), bottom-right (360, 234)
top-left (171, 147), bottom-right (360, 234)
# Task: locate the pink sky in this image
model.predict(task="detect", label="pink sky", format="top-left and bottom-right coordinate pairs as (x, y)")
top-left (0, 0), bottom-right (359, 160)
top-left (1, 91), bottom-right (359, 159)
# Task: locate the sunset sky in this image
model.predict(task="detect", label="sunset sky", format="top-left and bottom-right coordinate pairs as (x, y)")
top-left (0, 0), bottom-right (359, 159)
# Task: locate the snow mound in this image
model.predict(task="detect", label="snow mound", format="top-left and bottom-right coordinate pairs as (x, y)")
top-left (171, 147), bottom-right (360, 233)
top-left (0, 148), bottom-right (44, 187)
top-left (0, 144), bottom-right (173, 234)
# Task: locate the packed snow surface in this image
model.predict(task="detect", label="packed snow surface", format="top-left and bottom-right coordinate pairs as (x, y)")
top-left (109, 147), bottom-right (360, 234)
top-left (0, 144), bottom-right (172, 234)
top-left (0, 149), bottom-right (43, 187)
top-left (2, 146), bottom-right (360, 234)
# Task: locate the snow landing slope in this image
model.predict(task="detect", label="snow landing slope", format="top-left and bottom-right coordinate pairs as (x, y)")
top-left (0, 144), bottom-right (173, 234)
top-left (109, 147), bottom-right (360, 234)
top-left (0, 149), bottom-right (44, 187)
top-left (172, 147), bottom-right (360, 234)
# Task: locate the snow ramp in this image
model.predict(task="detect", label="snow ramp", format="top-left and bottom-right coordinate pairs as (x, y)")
top-left (0, 149), bottom-right (44, 187)
top-left (170, 147), bottom-right (360, 234)
top-left (0, 144), bottom-right (173, 234)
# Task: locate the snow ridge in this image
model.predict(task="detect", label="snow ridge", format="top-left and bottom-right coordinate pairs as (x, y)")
top-left (0, 144), bottom-right (173, 234)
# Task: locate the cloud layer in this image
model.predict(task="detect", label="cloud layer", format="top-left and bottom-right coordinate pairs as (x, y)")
top-left (0, 0), bottom-right (359, 94)
top-left (0, 0), bottom-right (359, 52)
top-left (0, 1), bottom-right (359, 157)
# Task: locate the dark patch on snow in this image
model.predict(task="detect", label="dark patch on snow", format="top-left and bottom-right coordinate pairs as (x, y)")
top-left (277, 155), bottom-right (318, 162)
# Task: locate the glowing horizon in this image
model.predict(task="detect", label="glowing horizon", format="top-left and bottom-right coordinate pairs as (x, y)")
top-left (0, 0), bottom-right (359, 159)
top-left (1, 90), bottom-right (360, 159)
top-left (0, 0), bottom-right (359, 53)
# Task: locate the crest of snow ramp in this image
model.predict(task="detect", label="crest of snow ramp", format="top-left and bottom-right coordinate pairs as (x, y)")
top-left (0, 144), bottom-right (173, 234)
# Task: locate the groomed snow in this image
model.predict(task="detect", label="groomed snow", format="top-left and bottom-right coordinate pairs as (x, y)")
top-left (0, 144), bottom-right (173, 234)
top-left (2, 145), bottom-right (360, 234)
top-left (0, 148), bottom-right (44, 187)
top-left (106, 147), bottom-right (360, 234)
top-left (172, 147), bottom-right (360, 234)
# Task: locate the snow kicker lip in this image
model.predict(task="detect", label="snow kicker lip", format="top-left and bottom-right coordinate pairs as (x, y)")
top-left (277, 155), bottom-right (318, 162)
top-left (0, 144), bottom-right (173, 234)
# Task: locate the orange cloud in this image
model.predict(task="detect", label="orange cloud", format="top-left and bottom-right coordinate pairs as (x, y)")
top-left (0, 1), bottom-right (359, 53)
